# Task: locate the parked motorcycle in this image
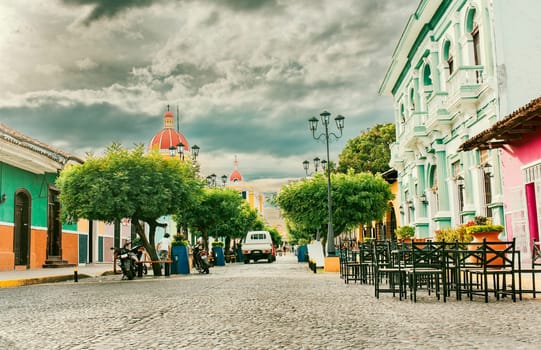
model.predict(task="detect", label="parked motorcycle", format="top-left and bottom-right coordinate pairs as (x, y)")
top-left (192, 243), bottom-right (210, 274)
top-left (111, 242), bottom-right (140, 280)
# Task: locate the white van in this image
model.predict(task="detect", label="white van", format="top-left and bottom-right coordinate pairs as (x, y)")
top-left (241, 231), bottom-right (275, 263)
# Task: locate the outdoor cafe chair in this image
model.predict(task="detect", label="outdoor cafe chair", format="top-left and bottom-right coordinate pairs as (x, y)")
top-left (339, 239), bottom-right (362, 284)
top-left (373, 240), bottom-right (407, 300)
top-left (339, 239), bottom-right (354, 278)
top-left (407, 241), bottom-right (446, 302)
top-left (344, 247), bottom-right (361, 284)
top-left (359, 241), bottom-right (376, 284)
top-left (466, 238), bottom-right (516, 303)
top-left (515, 238), bottom-right (541, 299)
top-left (439, 241), bottom-right (485, 301)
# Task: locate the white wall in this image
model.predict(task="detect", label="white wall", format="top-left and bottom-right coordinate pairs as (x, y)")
top-left (493, 0), bottom-right (541, 114)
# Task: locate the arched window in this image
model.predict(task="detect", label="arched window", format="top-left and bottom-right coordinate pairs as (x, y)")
top-left (423, 64), bottom-right (433, 86)
top-left (443, 40), bottom-right (454, 75)
top-left (409, 88), bottom-right (415, 111)
top-left (429, 165), bottom-right (439, 213)
top-left (466, 8), bottom-right (481, 66)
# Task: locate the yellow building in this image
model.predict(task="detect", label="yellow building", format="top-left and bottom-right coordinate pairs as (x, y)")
top-left (224, 157), bottom-right (264, 215)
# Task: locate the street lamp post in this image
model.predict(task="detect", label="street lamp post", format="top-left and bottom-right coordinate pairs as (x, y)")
top-left (191, 144), bottom-right (200, 160)
top-left (302, 157), bottom-right (321, 177)
top-left (207, 173), bottom-right (227, 187)
top-left (206, 173), bottom-right (217, 187)
top-left (308, 110), bottom-right (345, 256)
top-left (302, 157), bottom-right (325, 241)
top-left (168, 143), bottom-right (200, 161)
top-left (169, 143), bottom-right (201, 239)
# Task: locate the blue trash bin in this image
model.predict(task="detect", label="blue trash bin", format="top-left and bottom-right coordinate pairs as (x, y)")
top-left (171, 245), bottom-right (190, 274)
top-left (297, 245), bottom-right (308, 262)
top-left (212, 246), bottom-right (225, 266)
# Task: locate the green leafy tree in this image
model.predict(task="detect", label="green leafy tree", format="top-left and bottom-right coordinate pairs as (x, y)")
top-left (338, 123), bottom-right (395, 174)
top-left (216, 201), bottom-right (265, 252)
top-left (56, 143), bottom-right (202, 276)
top-left (274, 171), bottom-right (392, 251)
top-left (284, 220), bottom-right (314, 245)
top-left (266, 226), bottom-right (282, 247)
top-left (185, 187), bottom-right (246, 251)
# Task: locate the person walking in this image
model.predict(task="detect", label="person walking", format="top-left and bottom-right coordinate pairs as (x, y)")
top-left (156, 233), bottom-right (171, 271)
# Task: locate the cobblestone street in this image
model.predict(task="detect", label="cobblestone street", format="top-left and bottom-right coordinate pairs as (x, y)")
top-left (1, 254), bottom-right (540, 349)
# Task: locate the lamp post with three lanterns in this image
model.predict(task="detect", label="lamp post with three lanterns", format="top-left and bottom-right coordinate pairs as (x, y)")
top-left (302, 157), bottom-right (327, 178)
top-left (308, 110), bottom-right (345, 257)
top-left (206, 174), bottom-right (228, 187)
top-left (168, 142), bottom-right (200, 161)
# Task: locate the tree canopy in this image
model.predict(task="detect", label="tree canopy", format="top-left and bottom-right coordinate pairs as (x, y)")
top-left (184, 187), bottom-right (258, 249)
top-left (337, 123), bottom-right (395, 174)
top-left (56, 143), bottom-right (202, 275)
top-left (183, 187), bottom-right (282, 251)
top-left (274, 171), bottom-right (393, 249)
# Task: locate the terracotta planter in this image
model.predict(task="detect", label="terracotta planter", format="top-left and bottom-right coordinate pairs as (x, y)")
top-left (468, 231), bottom-right (505, 266)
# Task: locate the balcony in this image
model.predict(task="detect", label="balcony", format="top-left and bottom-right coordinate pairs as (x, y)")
top-left (445, 65), bottom-right (490, 113)
top-left (397, 111), bottom-right (429, 155)
top-left (425, 92), bottom-right (452, 134)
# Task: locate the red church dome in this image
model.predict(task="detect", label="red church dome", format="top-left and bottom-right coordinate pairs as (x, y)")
top-left (229, 156), bottom-right (243, 182)
top-left (229, 169), bottom-right (243, 183)
top-left (148, 109), bottom-right (189, 153)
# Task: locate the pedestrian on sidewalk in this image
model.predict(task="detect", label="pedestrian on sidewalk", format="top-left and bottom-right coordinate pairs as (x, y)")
top-left (156, 233), bottom-right (171, 270)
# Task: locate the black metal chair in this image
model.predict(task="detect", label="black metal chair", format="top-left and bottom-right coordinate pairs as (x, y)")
top-left (467, 238), bottom-right (516, 303)
top-left (373, 240), bottom-right (408, 300)
top-left (344, 247), bottom-right (361, 284)
top-left (339, 239), bottom-right (355, 279)
top-left (529, 239), bottom-right (541, 298)
top-left (407, 241), bottom-right (446, 302)
top-left (359, 241), bottom-right (375, 284)
top-left (516, 238), bottom-right (541, 299)
top-left (449, 242), bottom-right (485, 301)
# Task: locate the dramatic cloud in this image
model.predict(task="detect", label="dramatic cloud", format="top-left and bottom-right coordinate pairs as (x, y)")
top-left (62, 0), bottom-right (157, 25)
top-left (0, 0), bottom-right (418, 192)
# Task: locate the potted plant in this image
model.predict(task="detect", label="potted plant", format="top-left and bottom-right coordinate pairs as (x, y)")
top-left (171, 234), bottom-right (189, 247)
top-left (171, 234), bottom-right (190, 274)
top-left (434, 223), bottom-right (473, 248)
top-left (211, 240), bottom-right (225, 266)
top-left (395, 226), bottom-right (415, 241)
top-left (465, 216), bottom-right (504, 241)
top-left (464, 216), bottom-right (505, 266)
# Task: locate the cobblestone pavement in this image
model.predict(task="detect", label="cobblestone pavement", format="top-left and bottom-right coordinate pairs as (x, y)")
top-left (0, 254), bottom-right (540, 350)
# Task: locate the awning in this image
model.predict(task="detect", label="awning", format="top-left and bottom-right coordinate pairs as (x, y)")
top-left (458, 96), bottom-right (541, 151)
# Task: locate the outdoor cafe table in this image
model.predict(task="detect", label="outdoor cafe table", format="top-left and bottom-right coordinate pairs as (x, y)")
top-left (389, 240), bottom-right (517, 302)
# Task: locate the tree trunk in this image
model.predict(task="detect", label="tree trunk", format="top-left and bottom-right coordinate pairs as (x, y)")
top-left (132, 218), bottom-right (167, 276)
top-left (202, 230), bottom-right (209, 252)
top-left (225, 236), bottom-right (231, 254)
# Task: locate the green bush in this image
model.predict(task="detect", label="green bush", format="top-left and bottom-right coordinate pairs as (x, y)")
top-left (434, 226), bottom-right (472, 243)
top-left (297, 239), bottom-right (309, 246)
top-left (466, 216), bottom-right (504, 234)
top-left (171, 234), bottom-right (189, 246)
top-left (395, 226), bottom-right (415, 239)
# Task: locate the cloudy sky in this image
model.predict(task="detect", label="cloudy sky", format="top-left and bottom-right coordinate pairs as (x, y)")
top-left (0, 0), bottom-right (418, 192)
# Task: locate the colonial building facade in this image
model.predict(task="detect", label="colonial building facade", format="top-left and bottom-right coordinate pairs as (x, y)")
top-left (0, 123), bottom-right (83, 270)
top-left (379, 0), bottom-right (541, 246)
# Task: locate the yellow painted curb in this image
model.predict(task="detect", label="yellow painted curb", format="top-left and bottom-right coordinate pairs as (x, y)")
top-left (0, 275), bottom-right (86, 288)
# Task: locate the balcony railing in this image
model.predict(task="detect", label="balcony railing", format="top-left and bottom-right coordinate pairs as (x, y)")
top-left (446, 65), bottom-right (487, 110)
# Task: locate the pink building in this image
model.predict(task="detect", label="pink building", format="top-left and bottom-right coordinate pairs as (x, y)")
top-left (460, 97), bottom-right (541, 259)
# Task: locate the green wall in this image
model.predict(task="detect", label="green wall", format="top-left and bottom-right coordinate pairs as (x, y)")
top-left (0, 162), bottom-right (76, 231)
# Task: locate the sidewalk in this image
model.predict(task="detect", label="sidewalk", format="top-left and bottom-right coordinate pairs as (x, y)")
top-left (0, 263), bottom-right (115, 288)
